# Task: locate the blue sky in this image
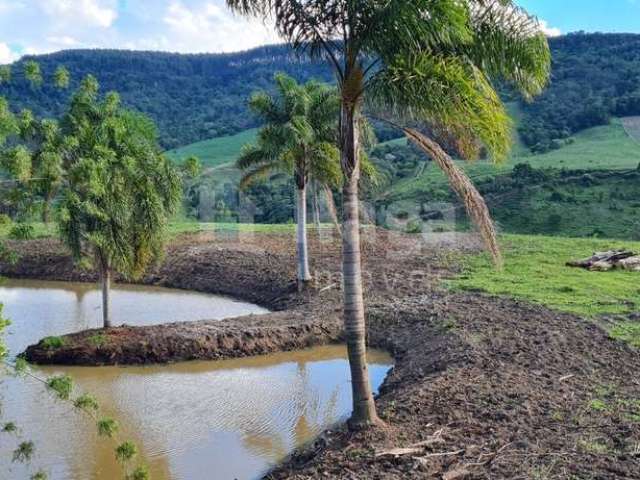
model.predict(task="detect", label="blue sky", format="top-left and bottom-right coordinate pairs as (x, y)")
top-left (0, 1), bottom-right (638, 64)
top-left (519, 0), bottom-right (640, 36)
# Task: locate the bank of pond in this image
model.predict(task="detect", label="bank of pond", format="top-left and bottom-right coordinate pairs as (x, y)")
top-left (0, 279), bottom-right (392, 479)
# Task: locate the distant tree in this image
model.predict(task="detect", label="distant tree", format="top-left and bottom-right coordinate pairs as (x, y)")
top-left (58, 75), bottom-right (181, 328)
top-left (237, 73), bottom-right (341, 287)
top-left (53, 66), bottom-right (70, 89)
top-left (228, 0), bottom-right (550, 428)
top-left (23, 60), bottom-right (42, 87)
top-left (0, 65), bottom-right (11, 84)
top-left (0, 63), bottom-right (70, 223)
top-left (181, 155), bottom-right (202, 178)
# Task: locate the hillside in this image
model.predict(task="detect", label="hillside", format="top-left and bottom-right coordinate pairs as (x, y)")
top-left (0, 46), bottom-right (332, 149)
top-left (377, 120), bottom-right (640, 239)
top-left (518, 33), bottom-right (640, 152)
top-left (166, 128), bottom-right (258, 168)
top-left (2, 33), bottom-right (640, 151)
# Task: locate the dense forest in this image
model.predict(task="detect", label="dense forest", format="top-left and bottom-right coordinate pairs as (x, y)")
top-left (0, 46), bottom-right (333, 149)
top-left (519, 33), bottom-right (640, 152)
top-left (1, 33), bottom-right (639, 150)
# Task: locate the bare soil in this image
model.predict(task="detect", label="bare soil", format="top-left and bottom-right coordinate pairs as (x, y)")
top-left (2, 229), bottom-right (640, 479)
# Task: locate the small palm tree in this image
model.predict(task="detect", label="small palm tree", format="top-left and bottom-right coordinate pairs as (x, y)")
top-left (59, 76), bottom-right (181, 328)
top-left (228, 0), bottom-right (551, 428)
top-left (238, 73), bottom-right (341, 287)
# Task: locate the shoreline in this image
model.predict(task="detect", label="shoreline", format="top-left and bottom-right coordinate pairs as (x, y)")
top-left (2, 231), bottom-right (640, 479)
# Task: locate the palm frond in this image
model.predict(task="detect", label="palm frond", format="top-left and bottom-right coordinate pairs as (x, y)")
top-left (368, 52), bottom-right (512, 162)
top-left (236, 144), bottom-right (264, 170)
top-left (466, 0), bottom-right (551, 99)
top-left (405, 128), bottom-right (502, 268)
top-left (239, 162), bottom-right (277, 190)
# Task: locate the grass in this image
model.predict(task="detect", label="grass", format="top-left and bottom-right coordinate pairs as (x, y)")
top-left (449, 234), bottom-right (640, 318)
top-left (41, 336), bottom-right (65, 349)
top-left (167, 221), bottom-right (298, 236)
top-left (87, 333), bottom-right (108, 347)
top-left (388, 119), bottom-right (640, 203)
top-left (165, 128), bottom-right (258, 168)
top-left (0, 221), bottom-right (302, 241)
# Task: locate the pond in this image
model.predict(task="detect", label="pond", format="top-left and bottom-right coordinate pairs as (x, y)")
top-left (0, 279), bottom-right (392, 480)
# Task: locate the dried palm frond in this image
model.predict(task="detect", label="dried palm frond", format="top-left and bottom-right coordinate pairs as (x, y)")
top-left (322, 183), bottom-right (342, 237)
top-left (404, 128), bottom-right (503, 269)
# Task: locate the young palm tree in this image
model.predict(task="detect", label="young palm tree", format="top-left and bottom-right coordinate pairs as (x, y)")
top-left (227, 0), bottom-right (550, 428)
top-left (59, 76), bottom-right (181, 328)
top-left (237, 73), bottom-right (341, 287)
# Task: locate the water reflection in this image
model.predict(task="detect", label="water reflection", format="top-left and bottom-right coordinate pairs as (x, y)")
top-left (0, 279), bottom-right (269, 353)
top-left (0, 280), bottom-right (392, 480)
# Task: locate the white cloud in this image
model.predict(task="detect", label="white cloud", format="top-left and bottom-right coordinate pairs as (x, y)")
top-left (46, 35), bottom-right (80, 47)
top-left (0, 0), bottom-right (280, 62)
top-left (539, 20), bottom-right (562, 37)
top-left (0, 42), bottom-right (18, 64)
top-left (162, 1), bottom-right (279, 53)
top-left (39, 0), bottom-right (118, 28)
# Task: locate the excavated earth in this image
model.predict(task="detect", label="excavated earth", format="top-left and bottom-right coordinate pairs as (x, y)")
top-left (2, 229), bottom-right (640, 479)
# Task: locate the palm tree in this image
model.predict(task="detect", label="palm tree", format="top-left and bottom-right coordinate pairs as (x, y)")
top-left (227, 0), bottom-right (550, 428)
top-left (59, 76), bottom-right (181, 328)
top-left (237, 73), bottom-right (341, 287)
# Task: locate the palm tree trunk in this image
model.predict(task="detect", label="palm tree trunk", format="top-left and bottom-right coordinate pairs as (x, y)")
top-left (42, 201), bottom-right (50, 224)
top-left (312, 181), bottom-right (321, 233)
top-left (340, 102), bottom-right (380, 429)
top-left (322, 184), bottom-right (342, 237)
top-left (100, 260), bottom-right (112, 328)
top-left (296, 185), bottom-right (312, 289)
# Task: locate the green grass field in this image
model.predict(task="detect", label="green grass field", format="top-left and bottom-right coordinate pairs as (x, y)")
top-left (449, 234), bottom-right (640, 317)
top-left (166, 128), bottom-right (258, 168)
top-left (449, 234), bottom-right (640, 345)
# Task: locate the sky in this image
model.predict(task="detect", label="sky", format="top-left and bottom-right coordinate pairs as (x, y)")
top-left (0, 0), bottom-right (639, 64)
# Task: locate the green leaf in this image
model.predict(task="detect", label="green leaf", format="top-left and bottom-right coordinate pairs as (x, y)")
top-left (115, 441), bottom-right (138, 463)
top-left (2, 422), bottom-right (17, 433)
top-left (46, 375), bottom-right (73, 400)
top-left (74, 394), bottom-right (99, 412)
top-left (12, 441), bottom-right (34, 463)
top-left (97, 418), bottom-right (119, 438)
top-left (127, 464), bottom-right (150, 480)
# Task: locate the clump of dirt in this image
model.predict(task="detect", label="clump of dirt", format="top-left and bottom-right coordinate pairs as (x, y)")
top-left (3, 230), bottom-right (640, 479)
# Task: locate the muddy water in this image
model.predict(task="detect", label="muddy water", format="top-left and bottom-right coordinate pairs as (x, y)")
top-left (0, 279), bottom-right (392, 480)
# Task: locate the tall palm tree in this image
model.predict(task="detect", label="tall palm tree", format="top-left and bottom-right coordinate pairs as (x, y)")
top-left (227, 0), bottom-right (550, 428)
top-left (237, 73), bottom-right (341, 287)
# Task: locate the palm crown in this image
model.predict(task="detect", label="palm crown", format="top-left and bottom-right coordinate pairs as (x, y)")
top-left (237, 73), bottom-right (341, 190)
top-left (227, 0), bottom-right (550, 162)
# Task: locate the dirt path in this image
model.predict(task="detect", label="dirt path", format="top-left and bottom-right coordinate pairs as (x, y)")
top-left (2, 230), bottom-right (639, 479)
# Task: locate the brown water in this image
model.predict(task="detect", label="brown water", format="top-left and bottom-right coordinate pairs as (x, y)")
top-left (0, 279), bottom-right (392, 480)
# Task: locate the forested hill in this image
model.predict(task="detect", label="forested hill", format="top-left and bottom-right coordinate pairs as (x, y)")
top-left (518, 33), bottom-right (640, 153)
top-left (1, 33), bottom-right (640, 150)
top-left (0, 45), bottom-right (332, 149)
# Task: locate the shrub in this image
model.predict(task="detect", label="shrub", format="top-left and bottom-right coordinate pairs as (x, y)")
top-left (42, 336), bottom-right (65, 349)
top-left (405, 219), bottom-right (423, 234)
top-left (88, 334), bottom-right (107, 347)
top-left (0, 214), bottom-right (11, 226)
top-left (8, 223), bottom-right (35, 240)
